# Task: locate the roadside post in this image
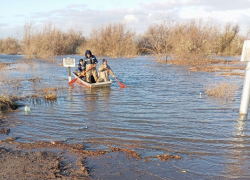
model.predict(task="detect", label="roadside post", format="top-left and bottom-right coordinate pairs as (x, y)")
top-left (239, 40), bottom-right (250, 120)
top-left (63, 57), bottom-right (75, 82)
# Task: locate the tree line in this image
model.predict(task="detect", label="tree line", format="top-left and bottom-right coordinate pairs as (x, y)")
top-left (0, 18), bottom-right (247, 65)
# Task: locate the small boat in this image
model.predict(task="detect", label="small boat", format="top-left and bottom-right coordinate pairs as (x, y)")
top-left (72, 72), bottom-right (113, 88)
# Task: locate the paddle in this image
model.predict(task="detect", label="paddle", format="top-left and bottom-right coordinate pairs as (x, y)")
top-left (68, 64), bottom-right (96, 85)
top-left (106, 68), bottom-right (126, 88)
top-left (68, 72), bottom-right (84, 85)
top-left (68, 77), bottom-right (78, 84)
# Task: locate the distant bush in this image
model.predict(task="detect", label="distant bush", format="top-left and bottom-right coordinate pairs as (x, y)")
top-left (0, 19), bottom-right (247, 64)
top-left (140, 18), bottom-right (244, 65)
top-left (217, 23), bottom-right (243, 56)
top-left (79, 23), bottom-right (137, 57)
top-left (22, 22), bottom-right (85, 59)
top-left (0, 37), bottom-right (21, 55)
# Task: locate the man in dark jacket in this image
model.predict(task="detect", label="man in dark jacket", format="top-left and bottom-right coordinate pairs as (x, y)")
top-left (83, 50), bottom-right (98, 83)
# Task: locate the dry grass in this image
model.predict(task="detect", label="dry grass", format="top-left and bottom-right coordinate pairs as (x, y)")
top-left (205, 82), bottom-right (240, 100)
top-left (45, 94), bottom-right (57, 100)
top-left (189, 65), bottom-right (245, 72)
top-left (206, 59), bottom-right (242, 65)
top-left (217, 72), bottom-right (245, 77)
top-left (30, 86), bottom-right (66, 100)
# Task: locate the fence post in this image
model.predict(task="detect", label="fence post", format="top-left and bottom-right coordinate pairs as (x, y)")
top-left (239, 40), bottom-right (250, 120)
top-left (239, 62), bottom-right (250, 120)
top-left (63, 57), bottom-right (75, 83)
top-left (68, 67), bottom-right (72, 82)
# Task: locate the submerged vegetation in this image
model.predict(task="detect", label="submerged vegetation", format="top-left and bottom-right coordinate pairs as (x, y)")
top-left (0, 60), bottom-right (67, 115)
top-left (0, 18), bottom-right (247, 62)
top-left (205, 82), bottom-right (240, 100)
top-left (0, 96), bottom-right (16, 114)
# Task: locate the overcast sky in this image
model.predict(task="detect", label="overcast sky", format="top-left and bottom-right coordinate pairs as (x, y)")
top-left (1, 0), bottom-right (250, 38)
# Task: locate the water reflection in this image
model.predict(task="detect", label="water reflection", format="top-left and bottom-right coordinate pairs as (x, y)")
top-left (224, 118), bottom-right (247, 178)
top-left (24, 111), bottom-right (31, 115)
top-left (81, 87), bottom-right (111, 112)
top-left (68, 86), bottom-right (73, 101)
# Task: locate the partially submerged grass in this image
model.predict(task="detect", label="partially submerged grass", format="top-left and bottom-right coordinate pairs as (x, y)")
top-left (0, 61), bottom-right (13, 70)
top-left (0, 61), bottom-right (5, 69)
top-left (189, 65), bottom-right (245, 72)
top-left (0, 95), bottom-right (16, 113)
top-left (216, 72), bottom-right (245, 77)
top-left (205, 82), bottom-right (240, 100)
top-left (1, 77), bottom-right (23, 89)
top-left (30, 86), bottom-right (66, 100)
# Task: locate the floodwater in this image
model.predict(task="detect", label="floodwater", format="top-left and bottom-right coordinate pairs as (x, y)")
top-left (0, 54), bottom-right (249, 179)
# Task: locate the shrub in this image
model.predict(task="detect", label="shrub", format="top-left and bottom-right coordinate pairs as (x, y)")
top-left (0, 37), bottom-right (21, 55)
top-left (79, 23), bottom-right (137, 57)
top-left (141, 18), bottom-right (244, 65)
top-left (22, 22), bottom-right (85, 59)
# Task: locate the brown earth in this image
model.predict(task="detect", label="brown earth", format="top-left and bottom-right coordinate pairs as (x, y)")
top-left (0, 147), bottom-right (90, 179)
top-left (0, 138), bottom-right (182, 180)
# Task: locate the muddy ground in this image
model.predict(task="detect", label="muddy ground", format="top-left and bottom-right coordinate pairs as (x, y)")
top-left (0, 115), bottom-right (182, 180)
top-left (0, 142), bottom-right (181, 180)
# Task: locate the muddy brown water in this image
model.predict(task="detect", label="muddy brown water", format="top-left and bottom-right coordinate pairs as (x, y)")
top-left (0, 54), bottom-right (249, 179)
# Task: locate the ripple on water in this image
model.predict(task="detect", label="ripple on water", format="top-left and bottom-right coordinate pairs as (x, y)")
top-left (1, 55), bottom-right (249, 178)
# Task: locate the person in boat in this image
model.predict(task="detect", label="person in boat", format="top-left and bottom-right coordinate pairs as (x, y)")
top-left (83, 50), bottom-right (98, 83)
top-left (76, 59), bottom-right (85, 76)
top-left (98, 59), bottom-right (114, 82)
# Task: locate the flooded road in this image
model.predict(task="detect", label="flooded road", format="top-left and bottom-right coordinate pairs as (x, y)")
top-left (0, 54), bottom-right (249, 179)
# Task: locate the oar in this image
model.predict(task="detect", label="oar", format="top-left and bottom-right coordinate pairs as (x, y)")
top-left (68, 65), bottom-right (96, 85)
top-left (68, 77), bottom-right (78, 85)
top-left (68, 73), bottom-right (83, 85)
top-left (106, 68), bottom-right (126, 88)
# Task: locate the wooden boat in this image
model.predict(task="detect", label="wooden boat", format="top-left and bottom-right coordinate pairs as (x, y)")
top-left (72, 72), bottom-right (113, 88)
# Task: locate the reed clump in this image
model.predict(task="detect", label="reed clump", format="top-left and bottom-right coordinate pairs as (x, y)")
top-left (32, 86), bottom-right (65, 100)
top-left (205, 82), bottom-right (239, 100)
top-left (79, 23), bottom-right (137, 57)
